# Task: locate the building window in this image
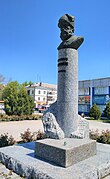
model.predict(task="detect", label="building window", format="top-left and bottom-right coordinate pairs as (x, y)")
top-left (78, 96), bottom-right (90, 104)
top-left (94, 87), bottom-right (109, 95)
top-left (38, 97), bottom-right (40, 101)
top-left (32, 90), bottom-right (34, 94)
top-left (48, 91), bottom-right (53, 95)
top-left (27, 90), bottom-right (30, 95)
top-left (78, 104), bottom-right (90, 112)
top-left (38, 90), bottom-right (41, 94)
top-left (47, 96), bottom-right (53, 101)
top-left (43, 98), bottom-right (45, 101)
top-left (78, 88), bottom-right (89, 95)
top-left (93, 95), bottom-right (110, 105)
top-left (43, 91), bottom-right (46, 94)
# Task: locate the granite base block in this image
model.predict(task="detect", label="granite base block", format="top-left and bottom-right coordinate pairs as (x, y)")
top-left (0, 142), bottom-right (110, 179)
top-left (35, 138), bottom-right (96, 167)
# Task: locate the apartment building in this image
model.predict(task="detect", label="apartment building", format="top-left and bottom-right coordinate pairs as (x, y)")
top-left (26, 82), bottom-right (57, 108)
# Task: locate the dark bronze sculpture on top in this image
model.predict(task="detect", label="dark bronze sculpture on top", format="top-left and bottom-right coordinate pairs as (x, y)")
top-left (58, 14), bottom-right (84, 50)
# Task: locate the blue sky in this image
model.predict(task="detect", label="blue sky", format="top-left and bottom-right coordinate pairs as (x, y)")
top-left (0, 0), bottom-right (110, 84)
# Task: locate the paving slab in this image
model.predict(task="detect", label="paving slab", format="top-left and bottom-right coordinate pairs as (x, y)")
top-left (0, 141), bottom-right (110, 179)
top-left (0, 120), bottom-right (44, 141)
top-left (88, 120), bottom-right (110, 133)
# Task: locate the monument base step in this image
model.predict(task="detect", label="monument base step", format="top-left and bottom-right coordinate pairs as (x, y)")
top-left (0, 141), bottom-right (110, 179)
top-left (35, 138), bottom-right (96, 167)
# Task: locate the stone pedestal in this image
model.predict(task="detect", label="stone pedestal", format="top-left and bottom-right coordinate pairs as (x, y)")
top-left (35, 138), bottom-right (96, 167)
top-left (57, 48), bottom-right (78, 137)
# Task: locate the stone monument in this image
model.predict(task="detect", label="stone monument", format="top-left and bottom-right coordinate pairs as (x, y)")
top-left (42, 14), bottom-right (89, 139)
top-left (35, 14), bottom-right (96, 167)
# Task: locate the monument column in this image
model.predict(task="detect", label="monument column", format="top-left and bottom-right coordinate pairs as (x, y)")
top-left (57, 48), bottom-right (78, 137)
top-left (42, 13), bottom-right (84, 139)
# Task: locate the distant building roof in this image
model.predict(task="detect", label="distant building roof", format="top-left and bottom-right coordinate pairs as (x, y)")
top-left (26, 82), bottom-right (57, 90)
top-left (79, 77), bottom-right (110, 88)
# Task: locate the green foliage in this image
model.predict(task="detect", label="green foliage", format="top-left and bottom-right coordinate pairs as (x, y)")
top-left (22, 81), bottom-right (33, 86)
top-left (90, 129), bottom-right (110, 144)
top-left (0, 114), bottom-right (42, 122)
top-left (2, 81), bottom-right (35, 116)
top-left (2, 81), bottom-right (19, 115)
top-left (103, 102), bottom-right (110, 119)
top-left (0, 129), bottom-right (45, 148)
top-left (0, 133), bottom-right (15, 147)
top-left (0, 84), bottom-right (4, 100)
top-left (20, 128), bottom-right (46, 143)
top-left (89, 104), bottom-right (101, 120)
top-left (17, 86), bottom-right (35, 115)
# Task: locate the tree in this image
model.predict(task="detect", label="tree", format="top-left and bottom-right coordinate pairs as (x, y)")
top-left (28, 95), bottom-right (35, 114)
top-left (17, 86), bottom-right (35, 115)
top-left (89, 104), bottom-right (101, 120)
top-left (103, 102), bottom-right (110, 119)
top-left (2, 81), bottom-right (35, 115)
top-left (22, 81), bottom-right (34, 86)
top-left (0, 84), bottom-right (5, 100)
top-left (2, 81), bottom-right (19, 115)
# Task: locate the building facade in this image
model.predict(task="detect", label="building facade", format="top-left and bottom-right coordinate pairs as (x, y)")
top-left (78, 77), bottom-right (110, 114)
top-left (26, 78), bottom-right (110, 114)
top-left (0, 100), bottom-right (5, 114)
top-left (26, 82), bottom-right (57, 108)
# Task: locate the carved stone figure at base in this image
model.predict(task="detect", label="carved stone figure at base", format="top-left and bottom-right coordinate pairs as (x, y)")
top-left (42, 112), bottom-right (65, 139)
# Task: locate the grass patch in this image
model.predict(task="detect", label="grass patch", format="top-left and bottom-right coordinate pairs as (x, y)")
top-left (85, 117), bottom-right (110, 123)
top-left (0, 114), bottom-right (43, 122)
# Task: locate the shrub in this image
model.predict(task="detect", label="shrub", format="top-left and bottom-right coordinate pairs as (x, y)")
top-left (0, 169), bottom-right (15, 179)
top-left (0, 133), bottom-right (16, 147)
top-left (89, 104), bottom-right (101, 120)
top-left (36, 130), bottom-right (46, 140)
top-left (20, 128), bottom-right (46, 143)
top-left (90, 129), bottom-right (110, 144)
top-left (20, 128), bottom-right (34, 142)
top-left (0, 114), bottom-right (42, 122)
top-left (103, 102), bottom-right (110, 119)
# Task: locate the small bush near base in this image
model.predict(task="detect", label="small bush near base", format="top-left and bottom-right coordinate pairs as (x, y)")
top-left (0, 133), bottom-right (16, 147)
top-left (90, 129), bottom-right (110, 144)
top-left (20, 128), bottom-right (46, 143)
top-left (36, 130), bottom-right (46, 140)
top-left (0, 114), bottom-right (42, 122)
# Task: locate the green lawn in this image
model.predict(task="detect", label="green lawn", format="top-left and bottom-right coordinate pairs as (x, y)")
top-left (85, 117), bottom-right (110, 123)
